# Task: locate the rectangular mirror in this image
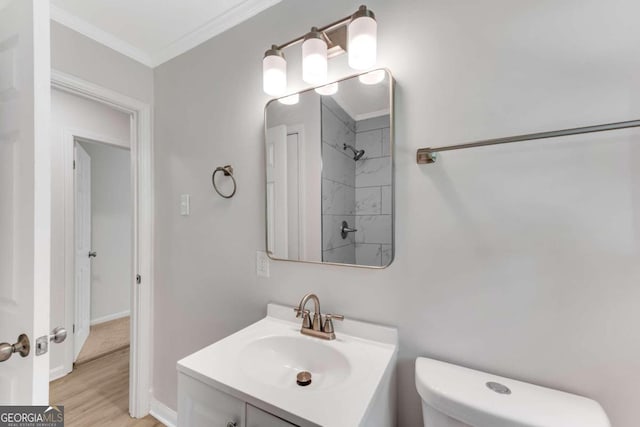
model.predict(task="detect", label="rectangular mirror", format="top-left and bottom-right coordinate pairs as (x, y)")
top-left (265, 69), bottom-right (394, 268)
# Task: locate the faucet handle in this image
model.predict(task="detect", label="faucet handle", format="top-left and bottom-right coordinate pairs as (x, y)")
top-left (322, 314), bottom-right (344, 334)
top-left (294, 307), bottom-right (312, 317)
top-left (294, 308), bottom-right (312, 328)
top-left (301, 311), bottom-right (312, 329)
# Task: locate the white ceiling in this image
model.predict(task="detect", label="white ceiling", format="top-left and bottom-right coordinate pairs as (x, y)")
top-left (50, 0), bottom-right (281, 67)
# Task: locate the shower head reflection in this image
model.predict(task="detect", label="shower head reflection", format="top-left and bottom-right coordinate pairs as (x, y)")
top-left (343, 143), bottom-right (365, 161)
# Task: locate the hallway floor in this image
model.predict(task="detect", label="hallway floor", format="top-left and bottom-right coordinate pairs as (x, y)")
top-left (50, 347), bottom-right (163, 427)
top-left (76, 316), bottom-right (130, 365)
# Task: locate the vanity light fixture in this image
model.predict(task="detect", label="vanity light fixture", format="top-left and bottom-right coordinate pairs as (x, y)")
top-left (262, 5), bottom-right (378, 96)
top-left (302, 27), bottom-right (328, 85)
top-left (263, 45), bottom-right (287, 96)
top-left (348, 6), bottom-right (377, 70)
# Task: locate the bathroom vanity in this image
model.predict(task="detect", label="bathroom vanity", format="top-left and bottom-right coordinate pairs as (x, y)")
top-left (177, 303), bottom-right (398, 427)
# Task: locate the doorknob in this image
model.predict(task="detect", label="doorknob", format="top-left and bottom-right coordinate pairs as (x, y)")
top-left (50, 327), bottom-right (67, 344)
top-left (34, 327), bottom-right (67, 357)
top-left (88, 251), bottom-right (97, 258)
top-left (0, 334), bottom-right (30, 362)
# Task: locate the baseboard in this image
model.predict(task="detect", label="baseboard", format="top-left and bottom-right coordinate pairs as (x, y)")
top-left (150, 398), bottom-right (177, 427)
top-left (49, 365), bottom-right (68, 382)
top-left (90, 310), bottom-right (130, 326)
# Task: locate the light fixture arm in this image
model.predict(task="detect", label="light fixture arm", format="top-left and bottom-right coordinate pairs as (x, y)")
top-left (320, 30), bottom-right (333, 46)
top-left (273, 5), bottom-right (374, 51)
top-left (274, 15), bottom-right (352, 51)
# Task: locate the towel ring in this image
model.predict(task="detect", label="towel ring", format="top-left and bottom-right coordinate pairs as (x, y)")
top-left (212, 165), bottom-right (236, 199)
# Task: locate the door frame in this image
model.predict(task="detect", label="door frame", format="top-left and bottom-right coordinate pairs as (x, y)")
top-left (51, 69), bottom-right (153, 419)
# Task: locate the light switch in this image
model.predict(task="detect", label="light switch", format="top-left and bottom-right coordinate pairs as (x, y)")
top-left (180, 194), bottom-right (190, 216)
top-left (256, 251), bottom-right (270, 277)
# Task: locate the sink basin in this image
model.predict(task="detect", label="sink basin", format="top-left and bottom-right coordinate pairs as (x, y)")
top-left (177, 304), bottom-right (398, 426)
top-left (239, 335), bottom-right (351, 390)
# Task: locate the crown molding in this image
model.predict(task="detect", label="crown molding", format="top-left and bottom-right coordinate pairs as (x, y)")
top-left (355, 108), bottom-right (391, 122)
top-left (331, 93), bottom-right (390, 122)
top-left (51, 0), bottom-right (281, 69)
top-left (50, 4), bottom-right (154, 67)
top-left (150, 0), bottom-right (281, 67)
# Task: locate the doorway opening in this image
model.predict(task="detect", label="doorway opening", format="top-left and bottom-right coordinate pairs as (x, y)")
top-left (72, 138), bottom-right (132, 365)
top-left (48, 72), bottom-right (153, 421)
top-left (48, 87), bottom-right (135, 422)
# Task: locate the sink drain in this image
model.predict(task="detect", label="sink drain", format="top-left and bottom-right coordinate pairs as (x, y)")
top-left (296, 371), bottom-right (312, 387)
top-left (486, 381), bottom-right (511, 395)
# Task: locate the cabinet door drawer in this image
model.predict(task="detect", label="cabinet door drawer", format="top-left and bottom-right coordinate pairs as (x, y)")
top-left (246, 404), bottom-right (298, 427)
top-left (178, 374), bottom-right (245, 427)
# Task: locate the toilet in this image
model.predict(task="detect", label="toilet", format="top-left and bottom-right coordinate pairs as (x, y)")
top-left (415, 357), bottom-right (610, 427)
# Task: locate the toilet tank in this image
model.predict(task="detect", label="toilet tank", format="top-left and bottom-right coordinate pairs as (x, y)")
top-left (415, 357), bottom-right (610, 427)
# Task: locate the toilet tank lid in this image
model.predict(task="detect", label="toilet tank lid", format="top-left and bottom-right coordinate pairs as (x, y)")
top-left (415, 357), bottom-right (610, 427)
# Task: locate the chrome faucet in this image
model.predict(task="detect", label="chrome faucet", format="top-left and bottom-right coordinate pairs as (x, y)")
top-left (294, 293), bottom-right (343, 340)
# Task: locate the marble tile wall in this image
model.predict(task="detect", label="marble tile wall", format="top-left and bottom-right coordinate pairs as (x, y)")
top-left (321, 98), bottom-right (357, 264)
top-left (354, 115), bottom-right (392, 267)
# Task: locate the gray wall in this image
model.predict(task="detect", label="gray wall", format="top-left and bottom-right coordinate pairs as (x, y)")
top-left (321, 97), bottom-right (356, 264)
top-left (153, 0), bottom-right (640, 425)
top-left (51, 21), bottom-right (154, 104)
top-left (354, 115), bottom-right (392, 266)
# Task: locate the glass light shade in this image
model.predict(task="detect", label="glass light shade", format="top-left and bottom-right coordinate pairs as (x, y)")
top-left (278, 93), bottom-right (299, 105)
top-left (263, 54), bottom-right (287, 96)
top-left (358, 69), bottom-right (386, 85)
top-left (302, 37), bottom-right (328, 85)
top-left (348, 16), bottom-right (377, 70)
top-left (314, 82), bottom-right (338, 96)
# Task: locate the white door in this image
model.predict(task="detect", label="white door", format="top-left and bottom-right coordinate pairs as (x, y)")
top-left (0, 0), bottom-right (51, 405)
top-left (266, 126), bottom-right (306, 260)
top-left (266, 125), bottom-right (288, 258)
top-left (73, 143), bottom-right (91, 361)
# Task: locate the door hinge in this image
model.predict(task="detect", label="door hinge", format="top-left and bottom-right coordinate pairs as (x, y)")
top-left (73, 160), bottom-right (76, 170)
top-left (136, 274), bottom-right (141, 284)
top-left (72, 324), bottom-right (75, 334)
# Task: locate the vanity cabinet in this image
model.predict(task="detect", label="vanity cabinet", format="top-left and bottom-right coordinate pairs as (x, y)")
top-left (246, 404), bottom-right (297, 427)
top-left (178, 373), bottom-right (298, 427)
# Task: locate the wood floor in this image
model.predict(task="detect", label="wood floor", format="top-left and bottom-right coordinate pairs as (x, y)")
top-left (76, 316), bottom-right (130, 365)
top-left (50, 347), bottom-right (164, 427)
